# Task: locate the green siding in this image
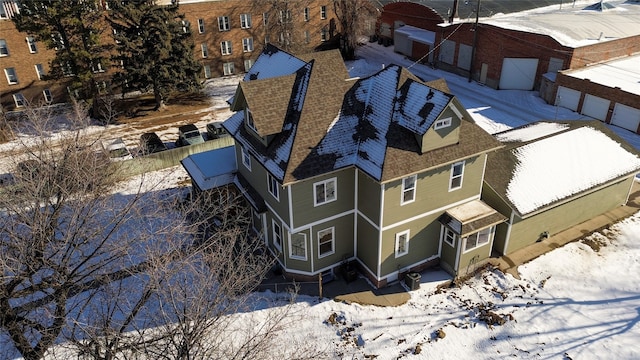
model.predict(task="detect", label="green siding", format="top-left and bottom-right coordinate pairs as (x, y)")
top-left (265, 212), bottom-right (285, 264)
top-left (312, 215), bottom-right (355, 272)
top-left (289, 169), bottom-right (355, 229)
top-left (383, 155), bottom-right (485, 227)
top-left (284, 229), bottom-right (312, 273)
top-left (439, 227), bottom-right (457, 273)
top-left (235, 145), bottom-right (290, 224)
top-left (505, 177), bottom-right (633, 254)
top-left (379, 213), bottom-right (441, 276)
top-left (457, 229), bottom-right (494, 276)
top-left (356, 215), bottom-right (380, 277)
top-left (357, 170), bottom-right (381, 226)
top-left (481, 182), bottom-right (514, 255)
top-left (421, 107), bottom-right (461, 153)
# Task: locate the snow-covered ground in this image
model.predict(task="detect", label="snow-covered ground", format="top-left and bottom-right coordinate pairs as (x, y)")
top-left (4, 40), bottom-right (640, 359)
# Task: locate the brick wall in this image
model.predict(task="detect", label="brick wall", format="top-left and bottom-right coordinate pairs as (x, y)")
top-left (1, 0), bottom-right (332, 112)
top-left (571, 35), bottom-right (640, 68)
top-left (378, 2), bottom-right (444, 39)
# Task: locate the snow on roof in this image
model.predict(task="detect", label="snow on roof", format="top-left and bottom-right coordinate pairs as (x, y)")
top-left (506, 126), bottom-right (640, 215)
top-left (495, 122), bottom-right (569, 142)
top-left (181, 146), bottom-right (237, 190)
top-left (394, 25), bottom-right (435, 44)
top-left (562, 54), bottom-right (640, 96)
top-left (395, 79), bottom-right (453, 135)
top-left (242, 44), bottom-right (307, 82)
top-left (473, 0), bottom-right (640, 48)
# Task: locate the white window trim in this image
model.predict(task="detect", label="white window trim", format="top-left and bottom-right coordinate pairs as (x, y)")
top-left (267, 173), bottom-right (280, 201)
top-left (244, 59), bottom-right (254, 72)
top-left (272, 219), bottom-right (282, 252)
top-left (313, 177), bottom-right (337, 207)
top-left (442, 226), bottom-right (456, 247)
top-left (241, 145), bottom-right (251, 171)
top-left (304, 7), bottom-right (310, 21)
top-left (0, 39), bottom-right (8, 56)
top-left (395, 230), bottom-right (410, 258)
top-left (242, 37), bottom-right (253, 52)
top-left (434, 117), bottom-right (452, 130)
top-left (320, 6), bottom-right (327, 19)
top-left (221, 40), bottom-right (231, 55)
top-left (13, 94), bottom-right (25, 108)
top-left (289, 233), bottom-right (307, 261)
top-left (198, 18), bottom-right (205, 33)
top-left (401, 174), bottom-right (417, 205)
top-left (449, 161), bottom-right (465, 191)
top-left (201, 43), bottom-right (208, 58)
top-left (223, 62), bottom-right (234, 75)
top-left (43, 89), bottom-right (52, 103)
top-left (462, 227), bottom-right (492, 254)
top-left (203, 65), bottom-right (211, 79)
top-left (317, 227), bottom-right (335, 258)
top-left (245, 108), bottom-right (257, 131)
top-left (35, 64), bottom-right (45, 80)
top-left (26, 37), bottom-right (37, 53)
top-left (5, 68), bottom-right (18, 84)
top-left (240, 13), bottom-right (251, 29)
top-left (218, 16), bottom-right (230, 31)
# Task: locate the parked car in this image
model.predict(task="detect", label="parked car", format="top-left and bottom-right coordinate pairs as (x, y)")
top-left (101, 138), bottom-right (133, 160)
top-left (206, 122), bottom-right (229, 140)
top-left (176, 124), bottom-right (205, 147)
top-left (139, 132), bottom-right (168, 155)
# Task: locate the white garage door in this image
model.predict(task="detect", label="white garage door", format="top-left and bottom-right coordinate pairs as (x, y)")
top-left (555, 86), bottom-right (581, 112)
top-left (581, 94), bottom-right (610, 121)
top-left (499, 58), bottom-right (538, 90)
top-left (611, 103), bottom-right (640, 132)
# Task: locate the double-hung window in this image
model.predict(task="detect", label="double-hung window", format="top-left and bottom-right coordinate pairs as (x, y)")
top-left (0, 39), bottom-right (8, 56)
top-left (320, 5), bottom-right (327, 19)
top-left (201, 43), bottom-right (208, 58)
top-left (395, 230), bottom-right (410, 257)
top-left (241, 145), bottom-right (251, 170)
top-left (198, 18), bottom-right (205, 33)
top-left (314, 178), bottom-right (336, 206)
top-left (221, 40), bottom-right (232, 55)
top-left (401, 174), bottom-right (416, 205)
top-left (245, 107), bottom-right (256, 131)
top-left (449, 161), bottom-right (465, 191)
top-left (244, 59), bottom-right (254, 72)
top-left (240, 13), bottom-right (251, 28)
top-left (289, 233), bottom-right (307, 260)
top-left (43, 89), bottom-right (53, 103)
top-left (223, 62), bottom-right (234, 75)
top-left (203, 65), bottom-right (211, 79)
top-left (272, 220), bottom-right (282, 251)
top-left (218, 16), bottom-right (230, 31)
top-left (5, 67), bottom-right (18, 84)
top-left (35, 64), bottom-right (45, 80)
top-left (321, 29), bottom-right (328, 42)
top-left (318, 227), bottom-right (334, 258)
top-left (242, 37), bottom-right (253, 52)
top-left (304, 7), bottom-right (310, 21)
top-left (26, 37), bottom-right (37, 53)
top-left (279, 10), bottom-right (291, 23)
top-left (13, 93), bottom-right (25, 107)
top-left (267, 173), bottom-right (280, 200)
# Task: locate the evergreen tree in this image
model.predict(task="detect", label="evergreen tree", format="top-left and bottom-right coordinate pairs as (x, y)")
top-left (107, 0), bottom-right (202, 110)
top-left (12, 1), bottom-right (110, 107)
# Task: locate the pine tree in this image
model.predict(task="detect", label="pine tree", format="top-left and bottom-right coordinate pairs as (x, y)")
top-left (12, 1), bottom-right (110, 107)
top-left (107, 0), bottom-right (202, 110)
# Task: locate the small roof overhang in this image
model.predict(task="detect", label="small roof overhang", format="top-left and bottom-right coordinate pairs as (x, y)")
top-left (438, 200), bottom-right (507, 237)
top-left (181, 146), bottom-right (237, 191)
top-left (233, 173), bottom-right (267, 213)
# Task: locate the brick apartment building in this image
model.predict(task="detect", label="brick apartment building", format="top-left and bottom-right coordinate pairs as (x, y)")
top-left (0, 0), bottom-right (337, 112)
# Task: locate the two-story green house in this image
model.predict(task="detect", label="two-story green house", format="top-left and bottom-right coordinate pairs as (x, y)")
top-left (205, 44), bottom-right (505, 287)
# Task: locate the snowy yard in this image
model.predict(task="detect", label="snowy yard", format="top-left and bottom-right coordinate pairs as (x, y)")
top-left (4, 39), bottom-right (640, 359)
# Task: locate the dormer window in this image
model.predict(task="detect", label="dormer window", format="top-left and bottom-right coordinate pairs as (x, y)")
top-left (434, 117), bottom-right (452, 130)
top-left (245, 107), bottom-right (257, 132)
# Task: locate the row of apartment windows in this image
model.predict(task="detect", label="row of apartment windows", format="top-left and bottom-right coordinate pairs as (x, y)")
top-left (11, 89), bottom-right (52, 108)
top-left (4, 64), bottom-right (46, 85)
top-left (193, 5), bottom-right (327, 35)
top-left (0, 37), bottom-right (38, 56)
top-left (200, 38), bottom-right (254, 58)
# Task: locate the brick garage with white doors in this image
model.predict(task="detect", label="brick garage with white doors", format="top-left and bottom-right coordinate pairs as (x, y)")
top-left (554, 54), bottom-right (640, 134)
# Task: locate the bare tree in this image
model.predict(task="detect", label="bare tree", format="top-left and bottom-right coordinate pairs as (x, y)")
top-left (0, 104), bottom-right (295, 360)
top-left (261, 0), bottom-right (314, 54)
top-left (332, 0), bottom-right (378, 59)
